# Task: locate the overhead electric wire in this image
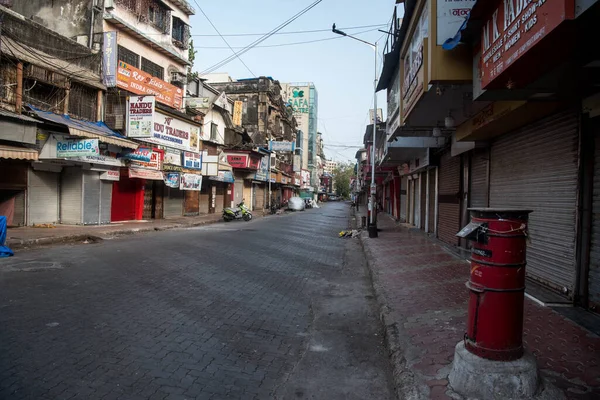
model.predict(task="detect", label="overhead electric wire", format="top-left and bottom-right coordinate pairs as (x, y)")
top-left (191, 0), bottom-right (256, 77)
top-left (199, 0), bottom-right (324, 76)
top-left (194, 27), bottom-right (380, 49)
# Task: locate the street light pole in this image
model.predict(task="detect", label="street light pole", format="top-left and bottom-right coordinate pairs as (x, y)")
top-left (332, 24), bottom-right (378, 237)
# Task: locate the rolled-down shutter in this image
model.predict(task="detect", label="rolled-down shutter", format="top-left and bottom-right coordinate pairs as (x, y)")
top-left (100, 181), bottom-right (112, 224)
top-left (163, 187), bottom-right (183, 218)
top-left (28, 169), bottom-right (59, 225)
top-left (470, 148), bottom-right (489, 208)
top-left (490, 111), bottom-right (579, 296)
top-left (400, 176), bottom-right (407, 222)
top-left (587, 122), bottom-right (600, 306)
top-left (83, 171), bottom-right (101, 225)
top-left (437, 151), bottom-right (461, 246)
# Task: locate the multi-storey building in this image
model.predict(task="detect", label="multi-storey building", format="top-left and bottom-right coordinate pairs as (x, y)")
top-left (0, 2), bottom-right (137, 226)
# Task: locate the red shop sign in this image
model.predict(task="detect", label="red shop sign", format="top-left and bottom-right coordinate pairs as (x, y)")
top-left (226, 154), bottom-right (248, 168)
top-left (248, 156), bottom-right (261, 170)
top-left (480, 0), bottom-right (574, 89)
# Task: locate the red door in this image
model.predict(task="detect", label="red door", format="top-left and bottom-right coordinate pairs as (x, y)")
top-left (111, 172), bottom-right (144, 221)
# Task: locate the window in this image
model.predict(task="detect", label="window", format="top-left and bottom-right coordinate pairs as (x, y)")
top-left (141, 57), bottom-right (164, 80)
top-left (118, 46), bottom-right (139, 68)
top-left (172, 17), bottom-right (189, 49)
top-left (147, 2), bottom-right (170, 33)
top-left (210, 123), bottom-right (218, 141)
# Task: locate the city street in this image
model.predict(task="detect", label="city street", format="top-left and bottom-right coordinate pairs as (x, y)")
top-left (0, 203), bottom-right (394, 400)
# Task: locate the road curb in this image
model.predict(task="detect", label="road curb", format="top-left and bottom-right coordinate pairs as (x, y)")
top-left (355, 212), bottom-right (427, 400)
top-left (6, 218), bottom-right (225, 251)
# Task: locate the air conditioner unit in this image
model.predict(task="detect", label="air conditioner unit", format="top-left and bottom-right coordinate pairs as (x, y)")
top-left (171, 71), bottom-right (187, 85)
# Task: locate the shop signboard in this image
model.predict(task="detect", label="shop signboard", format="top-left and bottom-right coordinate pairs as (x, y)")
top-left (293, 155), bottom-right (301, 172)
top-left (269, 141), bottom-right (296, 152)
top-left (213, 92), bottom-right (230, 112)
top-left (164, 172), bottom-right (180, 188)
top-left (436, 0), bottom-right (475, 45)
top-left (190, 126), bottom-right (200, 151)
top-left (100, 170), bottom-right (120, 181)
top-left (209, 170), bottom-right (235, 183)
top-left (480, 0), bottom-right (573, 88)
top-left (72, 154), bottom-right (123, 167)
top-left (254, 155), bottom-right (269, 181)
top-left (56, 138), bottom-right (99, 158)
top-left (117, 61), bottom-right (183, 109)
top-left (121, 147), bottom-right (153, 162)
top-left (163, 148), bottom-right (182, 166)
top-left (301, 169), bottom-right (311, 188)
top-left (248, 156), bottom-right (260, 170)
top-left (102, 31), bottom-right (117, 87)
top-left (182, 151), bottom-right (202, 170)
top-left (126, 96), bottom-right (155, 138)
top-left (144, 111), bottom-right (194, 151)
top-left (232, 101), bottom-right (243, 126)
top-left (180, 173), bottom-right (202, 191)
top-left (226, 153), bottom-right (249, 169)
top-left (130, 148), bottom-right (163, 170)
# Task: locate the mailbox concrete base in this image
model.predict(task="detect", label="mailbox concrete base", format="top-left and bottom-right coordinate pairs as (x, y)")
top-left (448, 342), bottom-right (565, 400)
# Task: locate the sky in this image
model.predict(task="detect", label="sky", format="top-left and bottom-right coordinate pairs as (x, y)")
top-left (187, 0), bottom-right (402, 163)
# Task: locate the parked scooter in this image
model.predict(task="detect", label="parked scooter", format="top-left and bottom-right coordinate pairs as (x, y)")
top-left (223, 201), bottom-right (252, 222)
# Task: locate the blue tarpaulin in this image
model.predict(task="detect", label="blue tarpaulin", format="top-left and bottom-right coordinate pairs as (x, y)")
top-left (0, 216), bottom-right (14, 257)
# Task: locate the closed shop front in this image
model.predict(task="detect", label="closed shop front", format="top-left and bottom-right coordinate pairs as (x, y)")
top-left (428, 168), bottom-right (436, 233)
top-left (28, 168), bottom-right (59, 225)
top-left (184, 191), bottom-right (199, 216)
top-left (199, 183), bottom-right (210, 214)
top-left (437, 150), bottom-right (461, 247)
top-left (164, 187), bottom-right (183, 218)
top-left (400, 176), bottom-right (407, 222)
top-left (470, 148), bottom-right (489, 208)
top-left (60, 168), bottom-right (116, 225)
top-left (215, 184), bottom-right (225, 214)
top-left (589, 117), bottom-right (600, 308)
top-left (489, 111), bottom-right (579, 296)
top-left (0, 160), bottom-right (29, 226)
top-left (111, 171), bottom-right (145, 222)
top-left (233, 179), bottom-right (244, 206)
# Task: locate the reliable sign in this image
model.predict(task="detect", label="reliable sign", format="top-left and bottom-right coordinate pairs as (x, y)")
top-left (480, 0), bottom-right (574, 88)
top-left (56, 138), bottom-right (99, 157)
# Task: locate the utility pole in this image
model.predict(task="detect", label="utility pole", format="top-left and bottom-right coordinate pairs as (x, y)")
top-left (332, 24), bottom-right (378, 237)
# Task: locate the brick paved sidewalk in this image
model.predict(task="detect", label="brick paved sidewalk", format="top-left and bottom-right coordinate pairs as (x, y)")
top-left (359, 210), bottom-right (600, 400)
top-left (6, 211), bottom-right (270, 251)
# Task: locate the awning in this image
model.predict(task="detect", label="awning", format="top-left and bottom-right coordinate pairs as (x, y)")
top-left (129, 167), bottom-right (164, 180)
top-left (0, 145), bottom-right (38, 161)
top-left (29, 106), bottom-right (138, 149)
top-left (376, 47), bottom-right (401, 92)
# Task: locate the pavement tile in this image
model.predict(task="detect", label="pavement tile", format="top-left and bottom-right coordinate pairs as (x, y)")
top-left (360, 209), bottom-right (600, 400)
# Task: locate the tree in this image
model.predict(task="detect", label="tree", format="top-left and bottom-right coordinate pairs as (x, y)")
top-left (187, 40), bottom-right (198, 82)
top-left (333, 162), bottom-right (355, 199)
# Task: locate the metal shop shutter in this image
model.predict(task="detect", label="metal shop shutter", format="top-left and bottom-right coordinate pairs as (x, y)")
top-left (490, 111), bottom-right (579, 295)
top-left (100, 181), bottom-right (113, 224)
top-left (234, 180), bottom-right (244, 206)
top-left (164, 187), bottom-right (183, 218)
top-left (400, 176), bottom-right (407, 222)
top-left (215, 184), bottom-right (225, 214)
top-left (28, 169), bottom-right (59, 225)
top-left (437, 151), bottom-right (461, 246)
top-left (428, 168), bottom-right (436, 233)
top-left (588, 125), bottom-right (600, 306)
top-left (83, 171), bottom-right (101, 225)
top-left (60, 167), bottom-right (82, 224)
top-left (470, 148), bottom-right (489, 208)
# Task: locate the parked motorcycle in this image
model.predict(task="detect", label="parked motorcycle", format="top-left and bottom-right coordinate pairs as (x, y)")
top-left (223, 201), bottom-right (252, 222)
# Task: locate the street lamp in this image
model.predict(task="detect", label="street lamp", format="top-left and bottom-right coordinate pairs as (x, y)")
top-left (332, 23), bottom-right (378, 238)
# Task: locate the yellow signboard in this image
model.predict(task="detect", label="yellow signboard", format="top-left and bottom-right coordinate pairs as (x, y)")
top-left (233, 101), bottom-right (243, 126)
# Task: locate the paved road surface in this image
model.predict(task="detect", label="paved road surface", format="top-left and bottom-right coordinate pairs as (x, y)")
top-left (0, 203), bottom-right (394, 400)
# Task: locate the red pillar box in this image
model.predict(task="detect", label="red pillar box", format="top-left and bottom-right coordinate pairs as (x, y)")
top-left (456, 208), bottom-right (532, 361)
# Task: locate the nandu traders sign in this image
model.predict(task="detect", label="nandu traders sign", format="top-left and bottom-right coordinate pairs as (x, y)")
top-left (144, 112), bottom-right (193, 151)
top-left (480, 0), bottom-right (574, 88)
top-left (127, 96), bottom-right (155, 138)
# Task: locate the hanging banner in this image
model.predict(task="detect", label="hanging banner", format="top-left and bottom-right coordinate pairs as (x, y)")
top-left (102, 31), bottom-right (117, 87)
top-left (180, 173), bottom-right (202, 191)
top-left (164, 172), bottom-right (180, 188)
top-left (129, 167), bottom-right (164, 180)
top-left (209, 170), bottom-right (235, 183)
top-left (190, 126), bottom-right (200, 152)
top-left (120, 147), bottom-right (153, 162)
top-left (56, 138), bottom-right (99, 158)
top-left (131, 148), bottom-right (163, 170)
top-left (232, 101), bottom-right (243, 126)
top-left (117, 61), bottom-right (183, 109)
top-left (182, 151), bottom-right (202, 170)
top-left (269, 141), bottom-right (296, 152)
top-left (71, 154), bottom-right (123, 167)
top-left (126, 96), bottom-right (155, 138)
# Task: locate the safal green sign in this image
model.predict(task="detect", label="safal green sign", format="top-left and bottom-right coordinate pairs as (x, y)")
top-left (289, 87), bottom-right (310, 113)
top-left (56, 138), bottom-right (99, 157)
